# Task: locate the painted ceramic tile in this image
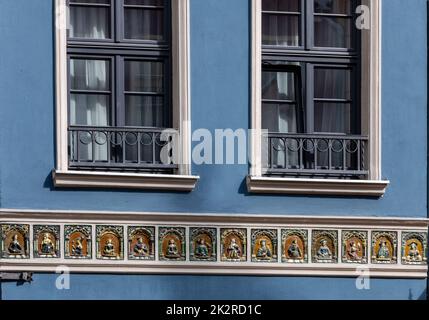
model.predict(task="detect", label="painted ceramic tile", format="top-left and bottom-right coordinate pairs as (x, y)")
top-left (371, 231), bottom-right (397, 264)
top-left (342, 230), bottom-right (368, 264)
top-left (96, 225), bottom-right (124, 260)
top-left (1, 224), bottom-right (30, 259)
top-left (159, 227), bottom-right (186, 261)
top-left (220, 228), bottom-right (247, 262)
top-left (33, 225), bottom-right (60, 258)
top-left (251, 229), bottom-right (277, 263)
top-left (190, 227), bottom-right (216, 262)
top-left (312, 230), bottom-right (338, 263)
top-left (64, 225), bottom-right (92, 259)
top-left (401, 232), bottom-right (427, 265)
top-left (281, 229), bottom-right (308, 263)
top-left (128, 226), bottom-right (155, 260)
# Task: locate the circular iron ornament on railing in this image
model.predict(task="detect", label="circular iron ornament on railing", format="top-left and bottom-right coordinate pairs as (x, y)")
top-left (140, 132), bottom-right (153, 146)
top-left (302, 138), bottom-right (315, 152)
top-left (286, 138), bottom-right (300, 152)
top-left (345, 140), bottom-right (359, 153)
top-left (316, 138), bottom-right (329, 153)
top-left (272, 138), bottom-right (286, 152)
top-left (125, 132), bottom-right (139, 146)
top-left (155, 133), bottom-right (169, 147)
top-left (109, 132), bottom-right (124, 146)
top-left (78, 131), bottom-right (93, 145)
top-left (331, 139), bottom-right (344, 153)
top-left (94, 131), bottom-right (108, 146)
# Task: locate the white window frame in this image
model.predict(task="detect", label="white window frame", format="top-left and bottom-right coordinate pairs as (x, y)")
top-left (247, 0), bottom-right (389, 196)
top-left (53, 0), bottom-right (199, 191)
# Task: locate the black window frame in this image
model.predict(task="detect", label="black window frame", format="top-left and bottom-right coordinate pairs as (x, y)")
top-left (261, 0), bottom-right (366, 178)
top-left (66, 0), bottom-right (175, 172)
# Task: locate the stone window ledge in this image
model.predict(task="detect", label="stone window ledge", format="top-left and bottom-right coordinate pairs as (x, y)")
top-left (53, 170), bottom-right (200, 192)
top-left (247, 176), bottom-right (389, 197)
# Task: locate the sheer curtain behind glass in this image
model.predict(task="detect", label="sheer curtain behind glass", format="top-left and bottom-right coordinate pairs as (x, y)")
top-left (70, 59), bottom-right (110, 162)
top-left (262, 71), bottom-right (299, 169)
top-left (69, 0), bottom-right (111, 39)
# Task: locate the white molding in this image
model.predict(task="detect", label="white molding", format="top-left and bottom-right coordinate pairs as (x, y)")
top-left (247, 176), bottom-right (389, 197)
top-left (1, 209), bottom-right (428, 228)
top-left (54, 0), bottom-right (194, 185)
top-left (1, 209), bottom-right (427, 278)
top-left (249, 0), bottom-right (385, 192)
top-left (52, 170), bottom-right (199, 191)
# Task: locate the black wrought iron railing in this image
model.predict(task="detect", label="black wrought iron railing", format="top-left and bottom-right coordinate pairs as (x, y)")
top-left (264, 133), bottom-right (368, 178)
top-left (68, 126), bottom-right (178, 172)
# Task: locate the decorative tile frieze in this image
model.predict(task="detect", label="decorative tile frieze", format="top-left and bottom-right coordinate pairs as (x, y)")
top-left (1, 210), bottom-right (428, 278)
top-left (401, 232), bottom-right (427, 265)
top-left (312, 230), bottom-right (338, 263)
top-left (251, 229), bottom-right (277, 263)
top-left (281, 229), bottom-right (308, 263)
top-left (1, 224), bottom-right (30, 259)
top-left (220, 228), bottom-right (247, 262)
top-left (342, 230), bottom-right (368, 264)
top-left (371, 231), bottom-right (398, 264)
top-left (190, 227), bottom-right (217, 262)
top-left (159, 227), bottom-right (186, 261)
top-left (96, 225), bottom-right (124, 260)
top-left (128, 226), bottom-right (155, 260)
top-left (33, 225), bottom-right (60, 258)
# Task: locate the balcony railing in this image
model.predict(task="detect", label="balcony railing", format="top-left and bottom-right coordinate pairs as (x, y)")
top-left (264, 133), bottom-right (368, 178)
top-left (68, 126), bottom-right (178, 172)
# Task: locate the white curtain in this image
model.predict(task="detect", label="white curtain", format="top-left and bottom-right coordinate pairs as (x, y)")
top-left (70, 60), bottom-right (109, 162)
top-left (69, 6), bottom-right (109, 39)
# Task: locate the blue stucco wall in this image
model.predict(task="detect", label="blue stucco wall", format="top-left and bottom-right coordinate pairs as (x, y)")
top-left (1, 273), bottom-right (427, 300)
top-left (0, 0), bottom-right (427, 218)
top-left (0, 0), bottom-right (427, 300)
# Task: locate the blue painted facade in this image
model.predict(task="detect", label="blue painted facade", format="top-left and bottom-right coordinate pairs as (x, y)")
top-left (0, 0), bottom-right (427, 300)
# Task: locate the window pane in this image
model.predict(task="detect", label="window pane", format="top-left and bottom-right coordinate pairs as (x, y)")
top-left (124, 0), bottom-right (164, 5)
top-left (70, 59), bottom-right (110, 91)
top-left (262, 0), bottom-right (300, 12)
top-left (314, 102), bottom-right (351, 134)
top-left (262, 103), bottom-right (298, 133)
top-left (314, 68), bottom-right (351, 99)
top-left (125, 96), bottom-right (164, 127)
top-left (314, 16), bottom-right (351, 48)
top-left (69, 6), bottom-right (111, 39)
top-left (124, 8), bottom-right (164, 40)
top-left (125, 61), bottom-right (164, 93)
top-left (70, 94), bottom-right (109, 126)
top-left (263, 14), bottom-right (300, 46)
top-left (262, 71), bottom-right (295, 100)
top-left (314, 0), bottom-right (351, 14)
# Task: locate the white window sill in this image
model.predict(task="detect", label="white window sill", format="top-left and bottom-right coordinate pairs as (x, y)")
top-left (247, 176), bottom-right (389, 197)
top-left (53, 170), bottom-right (200, 192)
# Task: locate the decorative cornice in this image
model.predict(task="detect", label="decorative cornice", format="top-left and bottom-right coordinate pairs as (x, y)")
top-left (246, 176), bottom-right (390, 197)
top-left (52, 170), bottom-right (200, 192)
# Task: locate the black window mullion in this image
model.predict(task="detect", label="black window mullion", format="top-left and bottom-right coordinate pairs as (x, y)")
top-left (304, 0), bottom-right (313, 50)
top-left (115, 55), bottom-right (125, 126)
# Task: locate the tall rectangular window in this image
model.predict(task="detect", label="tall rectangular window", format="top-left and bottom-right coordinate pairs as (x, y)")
top-left (67, 0), bottom-right (175, 172)
top-left (262, 0), bottom-right (364, 178)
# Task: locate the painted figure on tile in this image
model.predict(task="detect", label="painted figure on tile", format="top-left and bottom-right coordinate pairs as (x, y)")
top-left (407, 242), bottom-right (422, 262)
top-left (287, 238), bottom-right (302, 259)
top-left (72, 238), bottom-right (83, 256)
top-left (317, 239), bottom-right (332, 259)
top-left (133, 237), bottom-right (149, 257)
top-left (41, 233), bottom-right (55, 254)
top-left (348, 240), bottom-right (361, 261)
top-left (195, 238), bottom-right (210, 258)
top-left (166, 239), bottom-right (179, 258)
top-left (227, 238), bottom-right (241, 259)
top-left (377, 240), bottom-right (390, 259)
top-left (8, 234), bottom-right (23, 254)
top-left (256, 239), bottom-right (272, 259)
top-left (103, 238), bottom-right (115, 257)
